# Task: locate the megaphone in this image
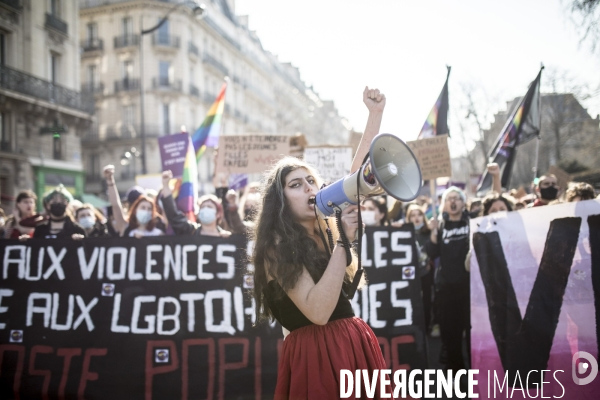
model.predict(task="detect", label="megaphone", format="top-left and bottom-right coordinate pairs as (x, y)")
top-left (314, 133), bottom-right (422, 217)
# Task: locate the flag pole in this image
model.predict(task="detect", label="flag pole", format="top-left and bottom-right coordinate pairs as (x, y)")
top-left (430, 179), bottom-right (437, 220)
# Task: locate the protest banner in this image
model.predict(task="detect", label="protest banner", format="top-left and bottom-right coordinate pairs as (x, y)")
top-left (406, 134), bottom-right (451, 181)
top-left (470, 199), bottom-right (600, 399)
top-left (135, 174), bottom-right (163, 192)
top-left (0, 226), bottom-right (426, 399)
top-left (158, 133), bottom-right (190, 178)
top-left (303, 146), bottom-right (353, 184)
top-left (215, 135), bottom-right (290, 174)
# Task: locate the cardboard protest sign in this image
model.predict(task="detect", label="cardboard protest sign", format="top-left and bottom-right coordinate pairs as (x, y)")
top-left (406, 134), bottom-right (451, 180)
top-left (548, 165), bottom-right (572, 192)
top-left (303, 146), bottom-right (352, 184)
top-left (0, 226), bottom-right (426, 399)
top-left (158, 133), bottom-right (190, 178)
top-left (470, 199), bottom-right (600, 399)
top-left (215, 135), bottom-right (290, 174)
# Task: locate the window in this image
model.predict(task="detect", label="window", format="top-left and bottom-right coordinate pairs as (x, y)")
top-left (88, 154), bottom-right (100, 179)
top-left (157, 19), bottom-right (169, 44)
top-left (0, 32), bottom-right (5, 66)
top-left (162, 104), bottom-right (170, 135)
top-left (87, 23), bottom-right (98, 41)
top-left (50, 0), bottom-right (61, 17)
top-left (190, 65), bottom-right (195, 84)
top-left (122, 17), bottom-right (133, 36)
top-left (53, 134), bottom-right (62, 160)
top-left (159, 61), bottom-right (170, 86)
top-left (123, 105), bottom-right (135, 128)
top-left (87, 65), bottom-right (97, 87)
top-left (122, 60), bottom-right (133, 81)
top-left (50, 53), bottom-right (59, 84)
top-left (0, 113), bottom-right (10, 151)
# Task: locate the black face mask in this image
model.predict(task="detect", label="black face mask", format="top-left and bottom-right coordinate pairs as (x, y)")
top-left (469, 210), bottom-right (480, 219)
top-left (244, 208), bottom-right (255, 222)
top-left (49, 203), bottom-right (67, 217)
top-left (540, 186), bottom-right (558, 201)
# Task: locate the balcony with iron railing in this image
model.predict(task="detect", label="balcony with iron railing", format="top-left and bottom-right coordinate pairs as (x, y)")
top-left (0, 65), bottom-right (93, 113)
top-left (114, 78), bottom-right (139, 93)
top-left (45, 13), bottom-right (68, 35)
top-left (0, 0), bottom-right (21, 11)
top-left (152, 33), bottom-right (180, 49)
top-left (81, 38), bottom-right (103, 53)
top-left (189, 84), bottom-right (200, 98)
top-left (114, 34), bottom-right (139, 49)
top-left (188, 42), bottom-right (199, 57)
top-left (81, 82), bottom-right (104, 95)
top-left (202, 53), bottom-right (228, 76)
top-left (152, 77), bottom-right (182, 92)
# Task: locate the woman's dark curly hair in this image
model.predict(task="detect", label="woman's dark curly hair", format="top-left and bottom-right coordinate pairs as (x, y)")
top-left (250, 156), bottom-right (358, 324)
top-left (482, 193), bottom-right (513, 216)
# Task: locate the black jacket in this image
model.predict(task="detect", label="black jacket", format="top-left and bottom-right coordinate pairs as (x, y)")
top-left (425, 216), bottom-right (470, 287)
top-left (33, 218), bottom-right (86, 239)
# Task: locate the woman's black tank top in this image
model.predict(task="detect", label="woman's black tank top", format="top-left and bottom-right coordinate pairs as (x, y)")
top-left (264, 280), bottom-right (355, 332)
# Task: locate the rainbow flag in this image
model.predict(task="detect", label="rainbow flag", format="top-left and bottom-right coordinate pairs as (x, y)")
top-left (418, 67), bottom-right (451, 139)
top-left (192, 82), bottom-right (227, 161)
top-left (173, 135), bottom-right (199, 222)
top-left (476, 68), bottom-right (543, 196)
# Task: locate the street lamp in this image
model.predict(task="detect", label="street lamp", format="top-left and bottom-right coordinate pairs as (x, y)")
top-left (138, 0), bottom-right (206, 174)
top-left (121, 147), bottom-right (142, 179)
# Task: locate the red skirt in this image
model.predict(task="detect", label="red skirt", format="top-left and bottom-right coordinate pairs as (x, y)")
top-left (274, 317), bottom-right (392, 400)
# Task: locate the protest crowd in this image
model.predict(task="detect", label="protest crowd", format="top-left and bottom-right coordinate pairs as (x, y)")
top-left (1, 77), bottom-right (599, 400)
top-left (1, 151), bottom-right (598, 373)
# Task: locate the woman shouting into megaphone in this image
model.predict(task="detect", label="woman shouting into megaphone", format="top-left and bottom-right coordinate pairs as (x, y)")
top-left (251, 88), bottom-right (393, 399)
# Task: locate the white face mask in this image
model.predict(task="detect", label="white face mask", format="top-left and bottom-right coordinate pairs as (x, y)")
top-left (78, 216), bottom-right (95, 229)
top-left (361, 210), bottom-right (377, 226)
top-left (414, 222), bottom-right (424, 230)
top-left (136, 209), bottom-right (152, 225)
top-left (198, 207), bottom-right (217, 225)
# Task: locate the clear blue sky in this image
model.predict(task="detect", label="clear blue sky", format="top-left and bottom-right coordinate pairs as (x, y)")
top-left (235, 0), bottom-right (599, 155)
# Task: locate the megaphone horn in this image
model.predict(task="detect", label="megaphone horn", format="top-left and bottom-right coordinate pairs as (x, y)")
top-left (314, 133), bottom-right (422, 217)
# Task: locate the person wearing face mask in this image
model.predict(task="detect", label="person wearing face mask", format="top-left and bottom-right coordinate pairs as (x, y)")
top-left (361, 197), bottom-right (388, 226)
top-left (160, 170), bottom-right (232, 237)
top-left (123, 196), bottom-right (165, 238)
top-left (75, 204), bottom-right (110, 238)
top-left (530, 174), bottom-right (560, 207)
top-left (33, 185), bottom-right (86, 240)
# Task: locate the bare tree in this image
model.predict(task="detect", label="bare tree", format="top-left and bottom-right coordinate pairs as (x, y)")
top-left (566, 0), bottom-right (600, 55)
top-left (451, 82), bottom-right (501, 174)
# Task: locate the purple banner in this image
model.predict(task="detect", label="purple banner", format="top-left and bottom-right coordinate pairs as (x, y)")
top-left (470, 199), bottom-right (600, 399)
top-left (229, 173), bottom-right (248, 191)
top-left (158, 133), bottom-right (189, 178)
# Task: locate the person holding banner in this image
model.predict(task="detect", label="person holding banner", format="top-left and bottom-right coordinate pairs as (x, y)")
top-left (161, 170), bottom-right (232, 237)
top-left (252, 87), bottom-right (390, 399)
top-left (33, 185), bottom-right (86, 240)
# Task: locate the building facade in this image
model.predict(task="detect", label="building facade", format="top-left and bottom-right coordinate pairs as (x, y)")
top-left (0, 0), bottom-right (93, 210)
top-left (79, 0), bottom-right (350, 195)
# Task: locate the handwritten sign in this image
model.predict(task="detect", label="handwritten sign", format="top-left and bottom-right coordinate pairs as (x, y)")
top-left (216, 135), bottom-right (290, 174)
top-left (158, 133), bottom-right (189, 178)
top-left (406, 134), bottom-right (451, 180)
top-left (303, 147), bottom-right (352, 184)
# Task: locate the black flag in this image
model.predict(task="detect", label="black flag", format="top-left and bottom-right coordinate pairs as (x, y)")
top-left (418, 66), bottom-right (451, 139)
top-left (476, 68), bottom-right (542, 196)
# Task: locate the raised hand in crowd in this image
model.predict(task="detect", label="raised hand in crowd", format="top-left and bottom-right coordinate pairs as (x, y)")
top-left (103, 164), bottom-right (128, 235)
top-left (487, 162), bottom-right (502, 194)
top-left (351, 87), bottom-right (386, 173)
top-left (161, 170), bottom-right (173, 197)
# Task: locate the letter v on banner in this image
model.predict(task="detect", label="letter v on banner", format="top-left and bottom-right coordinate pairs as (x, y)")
top-left (473, 217), bottom-right (581, 387)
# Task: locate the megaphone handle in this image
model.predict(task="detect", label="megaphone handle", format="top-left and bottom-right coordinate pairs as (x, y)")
top-left (334, 209), bottom-right (353, 267)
